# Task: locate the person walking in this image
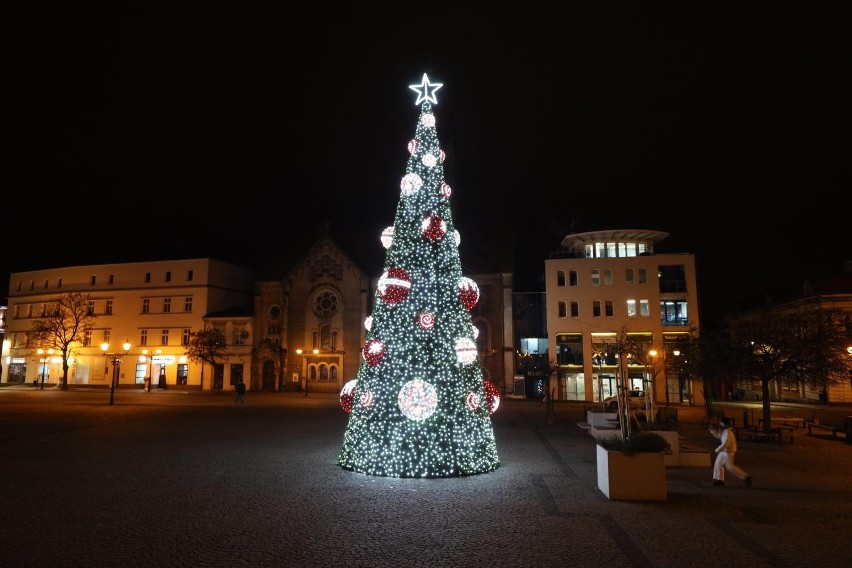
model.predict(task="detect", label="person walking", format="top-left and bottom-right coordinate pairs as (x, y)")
top-left (234, 380), bottom-right (246, 408)
top-left (710, 417), bottom-right (752, 487)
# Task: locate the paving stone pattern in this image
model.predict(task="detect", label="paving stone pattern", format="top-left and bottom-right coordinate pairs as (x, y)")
top-left (1, 388), bottom-right (850, 567)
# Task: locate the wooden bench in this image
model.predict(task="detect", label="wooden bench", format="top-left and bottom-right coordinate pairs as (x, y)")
top-left (806, 421), bottom-right (847, 439)
top-left (759, 417), bottom-right (806, 429)
top-left (735, 426), bottom-right (793, 446)
top-left (736, 427), bottom-right (774, 443)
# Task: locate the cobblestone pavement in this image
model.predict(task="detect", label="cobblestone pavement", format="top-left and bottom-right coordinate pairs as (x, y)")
top-left (1, 387), bottom-right (851, 567)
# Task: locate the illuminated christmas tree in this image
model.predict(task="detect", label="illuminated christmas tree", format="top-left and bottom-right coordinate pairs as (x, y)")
top-left (338, 73), bottom-right (500, 478)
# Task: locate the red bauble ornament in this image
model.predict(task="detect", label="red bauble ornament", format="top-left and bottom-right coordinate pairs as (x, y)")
top-left (458, 277), bottom-right (479, 310)
top-left (483, 380), bottom-right (501, 414)
top-left (340, 380), bottom-right (357, 413)
top-left (378, 268), bottom-right (412, 304)
top-left (421, 215), bottom-right (447, 241)
top-left (440, 183), bottom-right (452, 198)
top-left (362, 338), bottom-right (385, 366)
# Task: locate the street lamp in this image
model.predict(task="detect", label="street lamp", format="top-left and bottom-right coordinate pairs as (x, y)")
top-left (594, 350), bottom-right (606, 410)
top-left (155, 349), bottom-right (163, 390)
top-left (101, 340), bottom-right (131, 405)
top-left (37, 348), bottom-right (46, 389)
top-left (142, 349), bottom-right (151, 392)
top-left (669, 349), bottom-right (681, 405)
top-left (36, 348), bottom-right (54, 390)
top-left (645, 349), bottom-right (657, 421)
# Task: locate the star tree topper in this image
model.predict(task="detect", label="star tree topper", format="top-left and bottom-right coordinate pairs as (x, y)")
top-left (409, 73), bottom-right (443, 105)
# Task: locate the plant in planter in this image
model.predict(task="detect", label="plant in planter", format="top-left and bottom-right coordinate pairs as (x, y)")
top-left (597, 431), bottom-right (671, 454)
top-left (596, 432), bottom-right (670, 501)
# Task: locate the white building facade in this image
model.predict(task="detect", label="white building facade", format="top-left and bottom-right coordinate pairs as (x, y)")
top-left (1, 259), bottom-right (257, 391)
top-left (544, 229), bottom-right (702, 407)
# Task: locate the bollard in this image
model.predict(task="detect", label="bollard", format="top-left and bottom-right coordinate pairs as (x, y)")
top-left (846, 417), bottom-right (852, 445)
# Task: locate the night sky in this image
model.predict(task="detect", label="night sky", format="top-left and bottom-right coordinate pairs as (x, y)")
top-left (5, 3), bottom-right (850, 326)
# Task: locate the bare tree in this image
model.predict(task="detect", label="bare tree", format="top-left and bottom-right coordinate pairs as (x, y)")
top-left (25, 292), bottom-right (96, 390)
top-left (184, 328), bottom-right (227, 391)
top-left (607, 326), bottom-right (635, 441)
top-left (724, 308), bottom-right (852, 432)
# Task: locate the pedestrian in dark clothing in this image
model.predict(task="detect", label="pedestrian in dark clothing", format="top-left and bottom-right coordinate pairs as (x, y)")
top-left (235, 380), bottom-right (246, 407)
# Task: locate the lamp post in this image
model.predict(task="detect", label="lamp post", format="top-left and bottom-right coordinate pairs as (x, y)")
top-left (37, 348), bottom-right (46, 389)
top-left (594, 350), bottom-right (605, 410)
top-left (155, 349), bottom-right (163, 390)
top-left (645, 349), bottom-right (657, 421)
top-left (669, 349), bottom-right (680, 405)
top-left (36, 348), bottom-right (54, 390)
top-left (102, 340), bottom-right (131, 405)
top-left (296, 348), bottom-right (319, 397)
top-left (142, 349), bottom-right (151, 392)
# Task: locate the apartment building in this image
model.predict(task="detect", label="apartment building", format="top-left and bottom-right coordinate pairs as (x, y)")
top-left (544, 229), bottom-right (702, 407)
top-left (1, 259), bottom-right (257, 390)
top-left (1, 239), bottom-right (515, 395)
top-left (725, 265), bottom-right (852, 404)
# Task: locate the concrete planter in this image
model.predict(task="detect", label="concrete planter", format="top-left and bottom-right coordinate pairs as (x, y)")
top-left (596, 445), bottom-right (667, 501)
top-left (586, 410), bottom-right (619, 428)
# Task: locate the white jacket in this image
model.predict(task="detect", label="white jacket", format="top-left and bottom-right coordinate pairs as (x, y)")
top-left (715, 427), bottom-right (737, 454)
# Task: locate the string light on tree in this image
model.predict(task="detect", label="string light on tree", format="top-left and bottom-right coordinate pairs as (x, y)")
top-left (338, 73), bottom-right (499, 478)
